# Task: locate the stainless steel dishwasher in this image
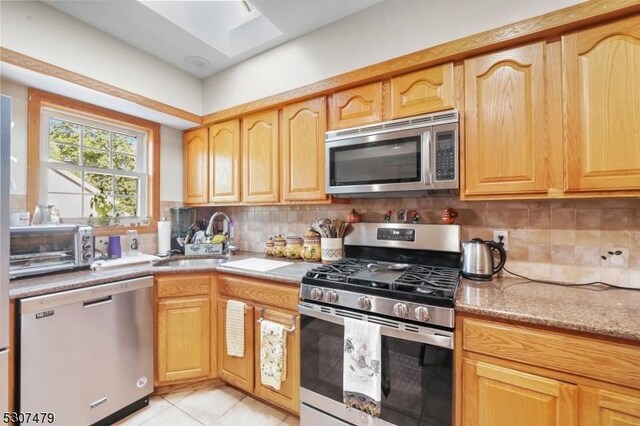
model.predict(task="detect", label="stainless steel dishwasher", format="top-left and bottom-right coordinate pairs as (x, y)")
top-left (18, 276), bottom-right (154, 426)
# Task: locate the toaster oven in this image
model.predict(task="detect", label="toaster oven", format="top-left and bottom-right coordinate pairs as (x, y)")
top-left (9, 225), bottom-right (94, 279)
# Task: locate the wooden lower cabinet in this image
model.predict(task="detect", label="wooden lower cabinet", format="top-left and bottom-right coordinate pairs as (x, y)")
top-left (457, 315), bottom-right (640, 426)
top-left (155, 274), bottom-right (216, 385)
top-left (580, 387), bottom-right (640, 426)
top-left (157, 296), bottom-right (211, 383)
top-left (252, 307), bottom-right (300, 413)
top-left (217, 274), bottom-right (300, 414)
top-left (463, 359), bottom-right (577, 426)
top-left (217, 297), bottom-right (255, 392)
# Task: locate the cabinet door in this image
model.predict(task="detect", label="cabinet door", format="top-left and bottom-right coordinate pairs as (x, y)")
top-left (242, 110), bottom-right (279, 203)
top-left (157, 297), bottom-right (210, 383)
top-left (329, 82), bottom-right (382, 130)
top-left (463, 360), bottom-right (577, 426)
top-left (209, 119), bottom-right (241, 203)
top-left (183, 128), bottom-right (209, 204)
top-left (464, 42), bottom-right (551, 196)
top-left (281, 97), bottom-right (327, 202)
top-left (580, 387), bottom-right (640, 426)
top-left (253, 308), bottom-right (300, 414)
top-left (217, 298), bottom-right (254, 392)
top-left (391, 63), bottom-right (454, 118)
top-left (563, 15), bottom-right (640, 193)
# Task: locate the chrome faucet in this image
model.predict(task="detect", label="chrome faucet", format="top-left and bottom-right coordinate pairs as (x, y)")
top-left (205, 211), bottom-right (232, 238)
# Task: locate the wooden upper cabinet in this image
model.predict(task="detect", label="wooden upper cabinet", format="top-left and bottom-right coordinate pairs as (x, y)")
top-left (209, 120), bottom-right (241, 204)
top-left (183, 128), bottom-right (208, 204)
top-left (242, 110), bottom-right (279, 203)
top-left (464, 42), bottom-right (551, 196)
top-left (563, 15), bottom-right (640, 193)
top-left (391, 63), bottom-right (454, 118)
top-left (329, 82), bottom-right (382, 129)
top-left (281, 97), bottom-right (327, 202)
top-left (463, 360), bottom-right (577, 426)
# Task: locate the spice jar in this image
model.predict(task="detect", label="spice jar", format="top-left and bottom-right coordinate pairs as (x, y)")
top-left (273, 237), bottom-right (286, 258)
top-left (264, 238), bottom-right (274, 256)
top-left (284, 236), bottom-right (303, 259)
top-left (300, 230), bottom-right (321, 262)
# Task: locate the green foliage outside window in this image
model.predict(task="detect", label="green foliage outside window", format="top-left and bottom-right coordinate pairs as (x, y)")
top-left (47, 118), bottom-right (141, 218)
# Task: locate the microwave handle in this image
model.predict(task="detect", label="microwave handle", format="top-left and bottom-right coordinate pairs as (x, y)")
top-left (422, 130), bottom-right (432, 186)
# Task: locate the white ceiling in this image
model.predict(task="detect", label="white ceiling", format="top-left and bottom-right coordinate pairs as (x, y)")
top-left (44, 0), bottom-right (383, 79)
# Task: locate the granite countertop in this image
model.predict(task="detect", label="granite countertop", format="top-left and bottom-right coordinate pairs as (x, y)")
top-left (11, 254), bottom-right (640, 343)
top-left (9, 252), bottom-right (311, 299)
top-left (456, 277), bottom-right (640, 342)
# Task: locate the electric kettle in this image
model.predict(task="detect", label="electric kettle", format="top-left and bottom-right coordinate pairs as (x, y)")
top-left (461, 238), bottom-right (507, 281)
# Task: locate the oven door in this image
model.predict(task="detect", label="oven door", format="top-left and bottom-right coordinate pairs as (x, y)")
top-left (299, 303), bottom-right (453, 426)
top-left (326, 127), bottom-right (431, 195)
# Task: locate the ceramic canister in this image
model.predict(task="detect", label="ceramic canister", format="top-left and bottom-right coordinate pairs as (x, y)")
top-left (300, 235), bottom-right (321, 262)
top-left (284, 236), bottom-right (303, 259)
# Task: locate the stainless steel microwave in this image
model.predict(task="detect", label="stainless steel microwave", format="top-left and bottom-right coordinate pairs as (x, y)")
top-left (9, 225), bottom-right (94, 278)
top-left (325, 110), bottom-right (458, 197)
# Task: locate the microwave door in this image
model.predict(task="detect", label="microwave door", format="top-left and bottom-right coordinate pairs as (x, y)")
top-left (326, 129), bottom-right (426, 194)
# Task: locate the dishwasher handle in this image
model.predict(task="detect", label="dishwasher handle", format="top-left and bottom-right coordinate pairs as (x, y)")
top-left (83, 295), bottom-right (113, 308)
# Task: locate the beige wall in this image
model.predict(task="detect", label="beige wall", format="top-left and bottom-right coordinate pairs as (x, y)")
top-left (198, 197), bottom-right (640, 288)
top-left (202, 0), bottom-right (584, 113)
top-left (0, 1), bottom-right (202, 114)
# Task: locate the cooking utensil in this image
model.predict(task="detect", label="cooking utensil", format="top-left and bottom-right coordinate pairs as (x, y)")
top-left (388, 263), bottom-right (409, 271)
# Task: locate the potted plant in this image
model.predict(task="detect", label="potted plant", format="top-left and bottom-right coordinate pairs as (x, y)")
top-left (89, 188), bottom-right (113, 227)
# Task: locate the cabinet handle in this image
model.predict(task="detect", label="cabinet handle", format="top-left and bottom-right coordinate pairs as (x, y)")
top-left (257, 308), bottom-right (296, 333)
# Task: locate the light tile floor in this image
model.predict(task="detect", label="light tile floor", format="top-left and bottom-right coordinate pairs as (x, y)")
top-left (114, 386), bottom-right (300, 426)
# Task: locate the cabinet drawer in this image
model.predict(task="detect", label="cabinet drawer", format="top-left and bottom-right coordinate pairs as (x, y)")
top-left (218, 275), bottom-right (299, 311)
top-left (462, 318), bottom-right (640, 390)
top-left (156, 274), bottom-right (211, 298)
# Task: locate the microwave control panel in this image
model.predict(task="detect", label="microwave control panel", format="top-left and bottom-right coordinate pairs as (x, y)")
top-left (435, 131), bottom-right (456, 181)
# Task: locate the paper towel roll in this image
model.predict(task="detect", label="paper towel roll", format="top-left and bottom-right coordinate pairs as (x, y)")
top-left (157, 220), bottom-right (171, 255)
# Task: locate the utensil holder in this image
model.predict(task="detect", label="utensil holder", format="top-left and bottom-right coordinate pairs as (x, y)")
top-left (321, 237), bottom-right (344, 263)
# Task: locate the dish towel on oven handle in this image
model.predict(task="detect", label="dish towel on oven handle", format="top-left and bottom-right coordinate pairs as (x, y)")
top-left (260, 319), bottom-right (287, 390)
top-left (226, 300), bottom-right (245, 357)
top-left (343, 317), bottom-right (382, 417)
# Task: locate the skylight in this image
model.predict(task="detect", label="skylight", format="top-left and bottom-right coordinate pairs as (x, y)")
top-left (139, 0), bottom-right (283, 58)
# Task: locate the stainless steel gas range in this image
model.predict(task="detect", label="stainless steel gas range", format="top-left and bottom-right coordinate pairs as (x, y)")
top-left (299, 222), bottom-right (460, 426)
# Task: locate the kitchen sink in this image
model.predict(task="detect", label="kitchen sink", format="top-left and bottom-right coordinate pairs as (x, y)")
top-left (153, 255), bottom-right (230, 267)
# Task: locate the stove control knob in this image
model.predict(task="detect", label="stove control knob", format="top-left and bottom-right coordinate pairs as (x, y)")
top-left (83, 252), bottom-right (93, 260)
top-left (415, 307), bottom-right (430, 322)
top-left (357, 296), bottom-right (372, 311)
top-left (82, 234), bottom-right (92, 242)
top-left (326, 291), bottom-right (339, 303)
top-left (310, 288), bottom-right (324, 301)
top-left (393, 303), bottom-right (408, 317)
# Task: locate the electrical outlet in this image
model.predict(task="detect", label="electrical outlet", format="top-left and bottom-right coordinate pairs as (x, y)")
top-left (493, 230), bottom-right (509, 250)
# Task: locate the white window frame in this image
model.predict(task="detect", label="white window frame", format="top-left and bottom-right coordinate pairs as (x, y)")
top-left (39, 107), bottom-right (149, 222)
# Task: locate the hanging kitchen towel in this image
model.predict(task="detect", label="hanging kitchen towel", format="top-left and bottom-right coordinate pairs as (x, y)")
top-left (343, 318), bottom-right (382, 417)
top-left (225, 300), bottom-right (246, 357)
top-left (260, 319), bottom-right (287, 391)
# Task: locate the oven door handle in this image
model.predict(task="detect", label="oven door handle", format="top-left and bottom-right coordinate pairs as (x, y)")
top-left (298, 304), bottom-right (453, 349)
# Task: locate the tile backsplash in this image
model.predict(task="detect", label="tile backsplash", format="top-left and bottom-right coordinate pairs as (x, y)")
top-left (198, 197), bottom-right (640, 288)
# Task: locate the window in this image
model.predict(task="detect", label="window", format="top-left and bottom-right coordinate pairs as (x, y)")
top-left (41, 110), bottom-right (147, 221)
top-left (28, 89), bottom-right (160, 233)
